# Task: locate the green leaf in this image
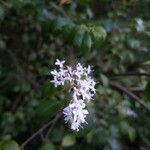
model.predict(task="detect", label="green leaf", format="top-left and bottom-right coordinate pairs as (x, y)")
top-left (61, 24), bottom-right (75, 42)
top-left (144, 80), bottom-right (150, 101)
top-left (108, 138), bottom-right (122, 150)
top-left (86, 131), bottom-right (94, 144)
top-left (100, 74), bottom-right (109, 87)
top-left (51, 125), bottom-right (64, 142)
top-left (128, 127), bottom-right (136, 142)
top-left (35, 100), bottom-right (60, 120)
top-left (62, 134), bottom-right (75, 147)
top-left (53, 18), bottom-right (67, 34)
top-left (91, 26), bottom-right (107, 40)
top-left (39, 141), bottom-right (54, 150)
top-left (1, 140), bottom-right (20, 150)
top-left (81, 31), bottom-right (92, 51)
top-left (73, 26), bottom-right (85, 48)
top-left (42, 84), bottom-right (57, 97)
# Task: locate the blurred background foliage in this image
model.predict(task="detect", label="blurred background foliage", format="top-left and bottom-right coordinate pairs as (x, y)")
top-left (0, 0), bottom-right (150, 149)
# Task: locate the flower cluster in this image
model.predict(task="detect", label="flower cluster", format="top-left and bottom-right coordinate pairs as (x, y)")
top-left (50, 59), bottom-right (96, 131)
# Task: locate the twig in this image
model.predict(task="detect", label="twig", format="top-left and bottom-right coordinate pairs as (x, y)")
top-left (21, 113), bottom-right (62, 150)
top-left (109, 73), bottom-right (150, 77)
top-left (128, 87), bottom-right (144, 92)
top-left (109, 81), bottom-right (150, 112)
top-left (39, 132), bottom-right (45, 141)
top-left (44, 113), bottom-right (61, 140)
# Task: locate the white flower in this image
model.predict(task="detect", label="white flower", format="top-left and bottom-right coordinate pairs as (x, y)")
top-left (51, 59), bottom-right (96, 131)
top-left (127, 109), bottom-right (137, 118)
top-left (63, 106), bottom-right (73, 123)
top-left (50, 76), bottom-right (60, 87)
top-left (136, 18), bottom-right (145, 32)
top-left (72, 90), bottom-right (79, 101)
top-left (51, 69), bottom-right (59, 76)
top-left (63, 100), bottom-right (88, 131)
top-left (55, 59), bottom-right (65, 68)
top-left (86, 65), bottom-right (91, 74)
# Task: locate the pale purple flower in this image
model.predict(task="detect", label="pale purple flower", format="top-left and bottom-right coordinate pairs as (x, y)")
top-left (51, 59), bottom-right (96, 131)
top-left (63, 106), bottom-right (73, 123)
top-left (50, 76), bottom-right (61, 87)
top-left (63, 100), bottom-right (88, 131)
top-left (127, 109), bottom-right (137, 118)
top-left (136, 18), bottom-right (145, 32)
top-left (55, 59), bottom-right (65, 68)
top-left (86, 65), bottom-right (91, 74)
top-left (51, 69), bottom-right (59, 76)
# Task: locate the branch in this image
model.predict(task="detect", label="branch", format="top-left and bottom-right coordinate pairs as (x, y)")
top-left (21, 113), bottom-right (62, 150)
top-left (109, 72), bottom-right (150, 77)
top-left (109, 81), bottom-right (150, 112)
top-left (44, 113), bottom-right (61, 140)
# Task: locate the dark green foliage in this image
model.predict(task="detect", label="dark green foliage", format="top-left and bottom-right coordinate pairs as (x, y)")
top-left (144, 81), bottom-right (150, 102)
top-left (0, 0), bottom-right (150, 149)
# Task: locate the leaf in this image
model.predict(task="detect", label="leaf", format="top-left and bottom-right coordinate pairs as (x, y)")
top-left (128, 127), bottom-right (136, 142)
top-left (73, 26), bottom-right (85, 48)
top-left (61, 24), bottom-right (75, 41)
top-left (62, 134), bottom-right (75, 147)
top-left (51, 125), bottom-right (64, 142)
top-left (81, 31), bottom-right (92, 51)
top-left (39, 141), bottom-right (54, 150)
top-left (41, 10), bottom-right (106, 50)
top-left (35, 100), bottom-right (60, 120)
top-left (144, 80), bottom-right (150, 101)
top-left (100, 74), bottom-right (109, 87)
top-left (108, 138), bottom-right (122, 150)
top-left (42, 84), bottom-right (57, 97)
top-left (86, 131), bottom-right (94, 143)
top-left (53, 18), bottom-right (67, 34)
top-left (91, 26), bottom-right (107, 40)
top-left (1, 140), bottom-right (20, 150)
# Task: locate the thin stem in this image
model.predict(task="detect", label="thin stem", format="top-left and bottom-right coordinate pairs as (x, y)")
top-left (44, 113), bottom-right (61, 140)
top-left (21, 113), bottom-right (62, 150)
top-left (109, 81), bottom-right (150, 112)
top-left (109, 73), bottom-right (150, 77)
